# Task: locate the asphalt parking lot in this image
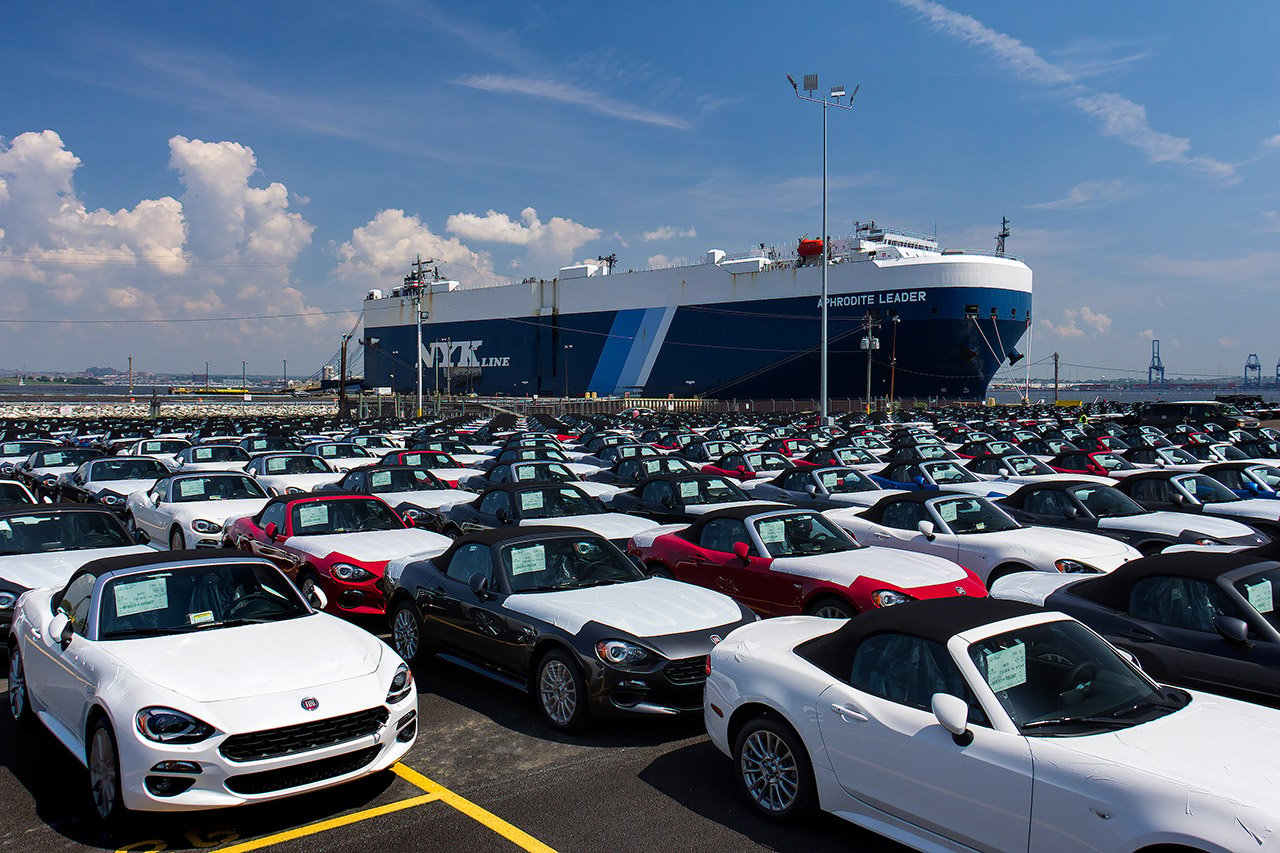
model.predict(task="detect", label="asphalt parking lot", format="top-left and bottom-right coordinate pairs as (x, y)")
top-left (0, 648), bottom-right (907, 853)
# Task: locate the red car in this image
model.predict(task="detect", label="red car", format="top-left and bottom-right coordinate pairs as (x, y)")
top-left (627, 505), bottom-right (985, 619)
top-left (794, 446), bottom-right (884, 470)
top-left (1046, 450), bottom-right (1142, 479)
top-left (702, 450), bottom-right (791, 482)
top-left (222, 493), bottom-right (451, 616)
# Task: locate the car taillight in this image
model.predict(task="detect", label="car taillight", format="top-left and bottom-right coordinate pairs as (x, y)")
top-left (705, 655), bottom-right (712, 677)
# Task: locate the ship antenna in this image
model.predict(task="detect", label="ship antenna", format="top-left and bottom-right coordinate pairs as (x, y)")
top-left (995, 216), bottom-right (1010, 257)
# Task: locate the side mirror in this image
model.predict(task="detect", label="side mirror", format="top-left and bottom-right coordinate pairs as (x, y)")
top-left (49, 613), bottom-right (73, 649)
top-left (913, 475), bottom-right (927, 487)
top-left (997, 467), bottom-right (1010, 480)
top-left (307, 584), bottom-right (328, 610)
top-left (736, 465), bottom-right (746, 474)
top-left (495, 507), bottom-right (511, 524)
top-left (469, 572), bottom-right (491, 598)
top-left (917, 520), bottom-right (936, 540)
top-left (150, 493), bottom-right (161, 506)
top-left (1215, 615), bottom-right (1250, 645)
top-left (931, 693), bottom-right (973, 745)
top-left (804, 484), bottom-right (818, 497)
top-left (732, 541), bottom-right (751, 563)
top-left (660, 495), bottom-right (674, 508)
top-left (1171, 493), bottom-right (1184, 505)
top-left (402, 514), bottom-right (416, 528)
top-left (132, 527), bottom-right (150, 545)
top-left (1115, 648), bottom-right (1143, 672)
top-left (1063, 506), bottom-right (1079, 519)
top-left (264, 521), bottom-right (279, 540)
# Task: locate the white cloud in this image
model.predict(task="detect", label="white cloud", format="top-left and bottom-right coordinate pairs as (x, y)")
top-left (1038, 307), bottom-right (1111, 339)
top-left (643, 225), bottom-right (696, 242)
top-left (1139, 329), bottom-right (1155, 340)
top-left (446, 207), bottom-right (600, 262)
top-left (334, 209), bottom-right (499, 291)
top-left (891, 0), bottom-right (1236, 181)
top-left (1219, 337), bottom-right (1238, 348)
top-left (1029, 179), bottom-right (1132, 210)
top-left (647, 254), bottom-right (689, 269)
top-left (454, 74), bottom-right (689, 130)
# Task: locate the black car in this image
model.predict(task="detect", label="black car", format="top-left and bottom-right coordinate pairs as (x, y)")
top-left (999, 479), bottom-right (1269, 554)
top-left (435, 483), bottom-right (607, 536)
top-left (587, 455), bottom-right (699, 487)
top-left (14, 447), bottom-right (104, 500)
top-left (386, 526), bottom-right (756, 731)
top-left (748, 466), bottom-right (892, 509)
top-left (1114, 470), bottom-right (1280, 538)
top-left (991, 550), bottom-right (1280, 707)
top-left (795, 446), bottom-right (883, 469)
top-left (1200, 462), bottom-right (1280, 499)
top-left (462, 460), bottom-right (593, 493)
top-left (609, 474), bottom-right (757, 522)
top-left (318, 464), bottom-right (460, 515)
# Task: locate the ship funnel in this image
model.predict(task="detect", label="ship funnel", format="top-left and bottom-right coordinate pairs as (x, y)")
top-left (707, 249), bottom-right (726, 265)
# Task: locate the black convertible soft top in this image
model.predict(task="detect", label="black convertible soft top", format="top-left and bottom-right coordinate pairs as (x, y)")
top-left (1066, 550), bottom-right (1280, 611)
top-left (798, 597), bottom-right (1042, 678)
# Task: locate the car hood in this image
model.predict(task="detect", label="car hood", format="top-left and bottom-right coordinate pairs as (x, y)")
top-left (963, 528), bottom-right (1138, 567)
top-left (943, 480), bottom-right (1021, 497)
top-left (85, 479), bottom-right (159, 496)
top-left (988, 571), bottom-right (1081, 605)
top-left (770, 548), bottom-right (968, 588)
top-left (286, 529), bottom-right (452, 563)
top-left (388, 489), bottom-right (475, 509)
top-left (519, 513), bottom-right (658, 539)
top-left (102, 614), bottom-right (384, 702)
top-left (1204, 500), bottom-right (1280, 521)
top-left (685, 500), bottom-right (776, 516)
top-left (503, 577), bottom-right (743, 636)
top-left (0, 545), bottom-right (153, 590)
top-left (168, 498), bottom-right (271, 526)
top-left (178, 461), bottom-right (249, 472)
top-left (1038, 693), bottom-right (1280, 816)
top-left (826, 489), bottom-right (905, 507)
top-left (1100, 511), bottom-right (1257, 538)
top-left (255, 473), bottom-right (343, 491)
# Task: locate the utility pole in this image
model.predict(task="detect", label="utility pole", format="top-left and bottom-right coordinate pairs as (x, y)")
top-left (282, 359), bottom-right (288, 389)
top-left (862, 313), bottom-right (879, 415)
top-left (563, 344), bottom-right (573, 398)
top-left (241, 360), bottom-right (247, 392)
top-left (1053, 352), bottom-right (1060, 403)
top-left (128, 355), bottom-right (133, 397)
top-left (888, 315), bottom-right (900, 410)
top-left (205, 361), bottom-right (210, 388)
top-left (338, 333), bottom-right (352, 421)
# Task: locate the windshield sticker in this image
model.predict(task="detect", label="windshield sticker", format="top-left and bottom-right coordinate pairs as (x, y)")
top-left (266, 458), bottom-right (286, 473)
top-left (370, 471), bottom-right (392, 489)
top-left (188, 610), bottom-right (214, 626)
top-left (758, 519), bottom-right (786, 543)
top-left (938, 502), bottom-right (958, 523)
top-left (819, 472), bottom-right (838, 489)
top-left (515, 467), bottom-right (535, 481)
top-left (520, 491), bottom-right (544, 511)
top-left (114, 578), bottom-right (169, 617)
top-left (44, 452), bottom-right (63, 466)
top-left (1246, 579), bottom-right (1274, 614)
top-left (194, 448), bottom-right (213, 461)
top-left (679, 481), bottom-right (699, 499)
top-left (297, 504), bottom-right (329, 528)
top-left (509, 544), bottom-right (545, 576)
top-left (177, 479), bottom-right (206, 498)
top-left (984, 643), bottom-right (1027, 692)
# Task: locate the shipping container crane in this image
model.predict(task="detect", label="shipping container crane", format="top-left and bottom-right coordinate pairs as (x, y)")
top-left (1244, 353), bottom-right (1262, 387)
top-left (1148, 340), bottom-right (1166, 387)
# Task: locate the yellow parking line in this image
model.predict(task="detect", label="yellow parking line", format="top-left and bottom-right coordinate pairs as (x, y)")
top-left (392, 763), bottom-right (558, 853)
top-left (186, 791), bottom-right (439, 853)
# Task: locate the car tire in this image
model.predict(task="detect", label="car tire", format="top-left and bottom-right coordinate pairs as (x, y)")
top-left (805, 596), bottom-right (855, 620)
top-left (733, 713), bottom-right (817, 822)
top-left (169, 527), bottom-right (186, 551)
top-left (535, 649), bottom-right (589, 733)
top-left (299, 571), bottom-right (325, 610)
top-left (987, 563), bottom-right (1033, 585)
top-left (390, 601), bottom-right (425, 664)
top-left (646, 563), bottom-right (676, 580)
top-left (87, 716), bottom-right (125, 825)
top-left (7, 643), bottom-right (33, 725)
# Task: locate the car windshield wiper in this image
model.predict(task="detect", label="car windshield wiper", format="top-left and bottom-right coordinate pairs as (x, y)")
top-left (1108, 694), bottom-right (1183, 718)
top-left (1022, 716), bottom-right (1135, 731)
top-left (103, 626), bottom-right (185, 639)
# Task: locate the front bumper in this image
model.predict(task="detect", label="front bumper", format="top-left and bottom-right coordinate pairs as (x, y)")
top-left (585, 654), bottom-right (711, 719)
top-left (118, 695), bottom-right (417, 812)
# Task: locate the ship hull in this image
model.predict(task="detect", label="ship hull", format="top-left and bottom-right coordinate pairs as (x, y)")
top-left (363, 252), bottom-right (1032, 401)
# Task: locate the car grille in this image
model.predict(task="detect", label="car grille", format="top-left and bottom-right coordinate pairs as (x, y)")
top-left (664, 656), bottom-right (707, 686)
top-left (219, 708), bottom-right (389, 763)
top-left (224, 746), bottom-right (381, 795)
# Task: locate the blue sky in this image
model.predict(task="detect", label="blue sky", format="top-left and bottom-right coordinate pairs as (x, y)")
top-left (2, 0), bottom-right (1278, 383)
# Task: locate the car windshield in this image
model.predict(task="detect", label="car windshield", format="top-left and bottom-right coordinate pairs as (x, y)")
top-left (91, 459), bottom-right (168, 481)
top-left (139, 440), bottom-right (187, 454)
top-left (1173, 474), bottom-right (1239, 504)
top-left (501, 536), bottom-right (642, 592)
top-left (934, 497), bottom-right (1021, 534)
top-left (676, 477), bottom-right (745, 505)
top-left (832, 448), bottom-right (877, 465)
top-left (753, 512), bottom-right (856, 557)
top-left (616, 445), bottom-right (658, 460)
top-left (817, 469), bottom-right (877, 493)
top-left (0, 442), bottom-right (49, 457)
top-left (968, 619), bottom-right (1175, 734)
top-left (32, 448), bottom-right (97, 468)
top-left (419, 441), bottom-right (468, 454)
top-left (1235, 567), bottom-right (1280, 632)
top-left (921, 462), bottom-right (978, 484)
top-left (172, 476), bottom-right (266, 502)
top-left (642, 458), bottom-right (696, 476)
top-left (1215, 445), bottom-right (1249, 461)
top-left (315, 444), bottom-right (369, 458)
top-left (290, 498), bottom-right (402, 534)
top-left (368, 468), bottom-right (445, 493)
top-left (1158, 448), bottom-right (1199, 464)
top-left (744, 452), bottom-right (788, 470)
top-left (190, 446), bottom-right (248, 463)
top-left (514, 487), bottom-right (599, 519)
top-left (264, 455), bottom-right (331, 475)
top-left (915, 445), bottom-right (953, 459)
top-left (1246, 466), bottom-right (1280, 489)
top-left (512, 462), bottom-right (575, 482)
top-left (98, 562), bottom-right (310, 639)
top-left (1093, 453), bottom-right (1135, 471)
top-left (1069, 485), bottom-right (1145, 518)
top-left (1002, 455), bottom-right (1052, 476)
top-left (0, 511), bottom-right (133, 554)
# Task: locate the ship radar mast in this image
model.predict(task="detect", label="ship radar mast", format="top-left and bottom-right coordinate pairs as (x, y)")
top-left (995, 216), bottom-right (1010, 257)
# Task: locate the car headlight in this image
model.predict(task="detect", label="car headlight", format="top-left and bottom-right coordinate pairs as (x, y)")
top-left (595, 639), bottom-right (656, 669)
top-left (0, 592), bottom-right (16, 610)
top-left (401, 508), bottom-right (423, 520)
top-left (40, 474), bottom-right (57, 485)
top-left (387, 663), bottom-right (414, 703)
top-left (135, 707), bottom-right (215, 743)
top-left (192, 519), bottom-right (223, 534)
top-left (331, 562), bottom-right (375, 582)
top-left (870, 589), bottom-right (913, 607)
top-left (285, 486), bottom-right (305, 494)
top-left (1193, 537), bottom-right (1221, 546)
top-left (98, 491), bottom-right (124, 506)
top-left (1053, 559), bottom-right (1097, 574)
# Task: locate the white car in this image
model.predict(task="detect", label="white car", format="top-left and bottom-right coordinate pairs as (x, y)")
top-left (245, 453), bottom-right (343, 496)
top-left (873, 459), bottom-right (1022, 499)
top-left (705, 597), bottom-right (1280, 851)
top-left (126, 472), bottom-right (272, 550)
top-left (116, 438), bottom-right (192, 470)
top-left (0, 439), bottom-right (58, 476)
top-left (825, 491), bottom-right (1140, 584)
top-left (174, 444), bottom-right (252, 472)
top-left (303, 442), bottom-right (377, 473)
top-left (7, 551), bottom-right (418, 821)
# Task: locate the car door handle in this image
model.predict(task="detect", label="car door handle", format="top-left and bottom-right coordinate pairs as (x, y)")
top-left (830, 703), bottom-right (868, 722)
top-left (874, 532), bottom-right (890, 540)
top-left (1119, 628), bottom-right (1156, 642)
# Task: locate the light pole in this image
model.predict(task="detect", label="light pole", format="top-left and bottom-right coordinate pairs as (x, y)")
top-left (861, 313), bottom-right (879, 415)
top-left (788, 73), bottom-right (857, 425)
top-left (389, 373), bottom-right (396, 419)
top-left (888, 314), bottom-right (900, 410)
top-left (241, 360), bottom-right (247, 393)
top-left (282, 359), bottom-right (288, 389)
top-left (565, 343), bottom-right (576, 399)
